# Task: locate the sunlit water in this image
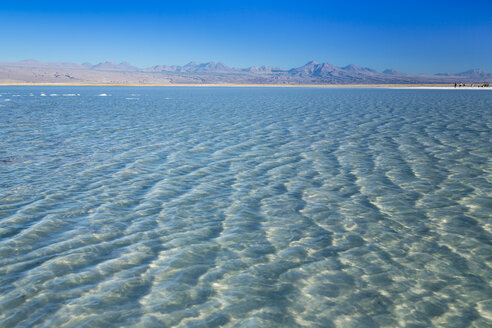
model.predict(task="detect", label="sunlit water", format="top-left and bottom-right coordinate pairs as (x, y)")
top-left (1, 87), bottom-right (491, 327)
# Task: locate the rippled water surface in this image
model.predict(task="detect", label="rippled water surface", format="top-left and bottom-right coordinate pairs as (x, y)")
top-left (1, 87), bottom-right (491, 327)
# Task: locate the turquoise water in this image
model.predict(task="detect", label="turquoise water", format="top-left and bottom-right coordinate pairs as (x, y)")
top-left (1, 87), bottom-right (491, 327)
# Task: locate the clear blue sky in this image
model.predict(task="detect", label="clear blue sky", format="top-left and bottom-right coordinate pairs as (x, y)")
top-left (1, 0), bottom-right (491, 73)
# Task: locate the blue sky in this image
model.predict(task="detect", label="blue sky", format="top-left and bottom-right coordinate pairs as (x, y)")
top-left (1, 0), bottom-right (491, 73)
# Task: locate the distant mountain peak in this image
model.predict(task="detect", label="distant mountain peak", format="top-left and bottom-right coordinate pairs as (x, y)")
top-left (433, 68), bottom-right (491, 78)
top-left (342, 64), bottom-right (377, 74)
top-left (289, 61), bottom-right (339, 77)
top-left (304, 60), bottom-right (319, 66)
top-left (342, 64), bottom-right (361, 70)
top-left (456, 68), bottom-right (490, 78)
top-left (383, 69), bottom-right (403, 75)
top-left (180, 61), bottom-right (235, 73)
top-left (92, 61), bottom-right (138, 71)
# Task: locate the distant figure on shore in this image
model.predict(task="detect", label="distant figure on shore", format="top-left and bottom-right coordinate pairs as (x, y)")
top-left (455, 83), bottom-right (457, 88)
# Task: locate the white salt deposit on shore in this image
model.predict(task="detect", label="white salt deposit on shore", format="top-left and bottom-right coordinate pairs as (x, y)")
top-left (389, 87), bottom-right (492, 90)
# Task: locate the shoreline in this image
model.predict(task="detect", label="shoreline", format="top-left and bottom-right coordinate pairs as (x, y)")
top-left (0, 83), bottom-right (491, 89)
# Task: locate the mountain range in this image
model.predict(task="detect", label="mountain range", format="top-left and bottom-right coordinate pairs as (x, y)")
top-left (0, 59), bottom-right (490, 84)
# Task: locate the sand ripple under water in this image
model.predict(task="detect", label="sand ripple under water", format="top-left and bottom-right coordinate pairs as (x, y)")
top-left (0, 87), bottom-right (491, 327)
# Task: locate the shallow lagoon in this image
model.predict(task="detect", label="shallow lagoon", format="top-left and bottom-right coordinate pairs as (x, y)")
top-left (1, 87), bottom-right (491, 327)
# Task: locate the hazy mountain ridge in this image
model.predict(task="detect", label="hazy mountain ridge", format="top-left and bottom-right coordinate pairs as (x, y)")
top-left (91, 61), bottom-right (139, 71)
top-left (0, 59), bottom-right (490, 84)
